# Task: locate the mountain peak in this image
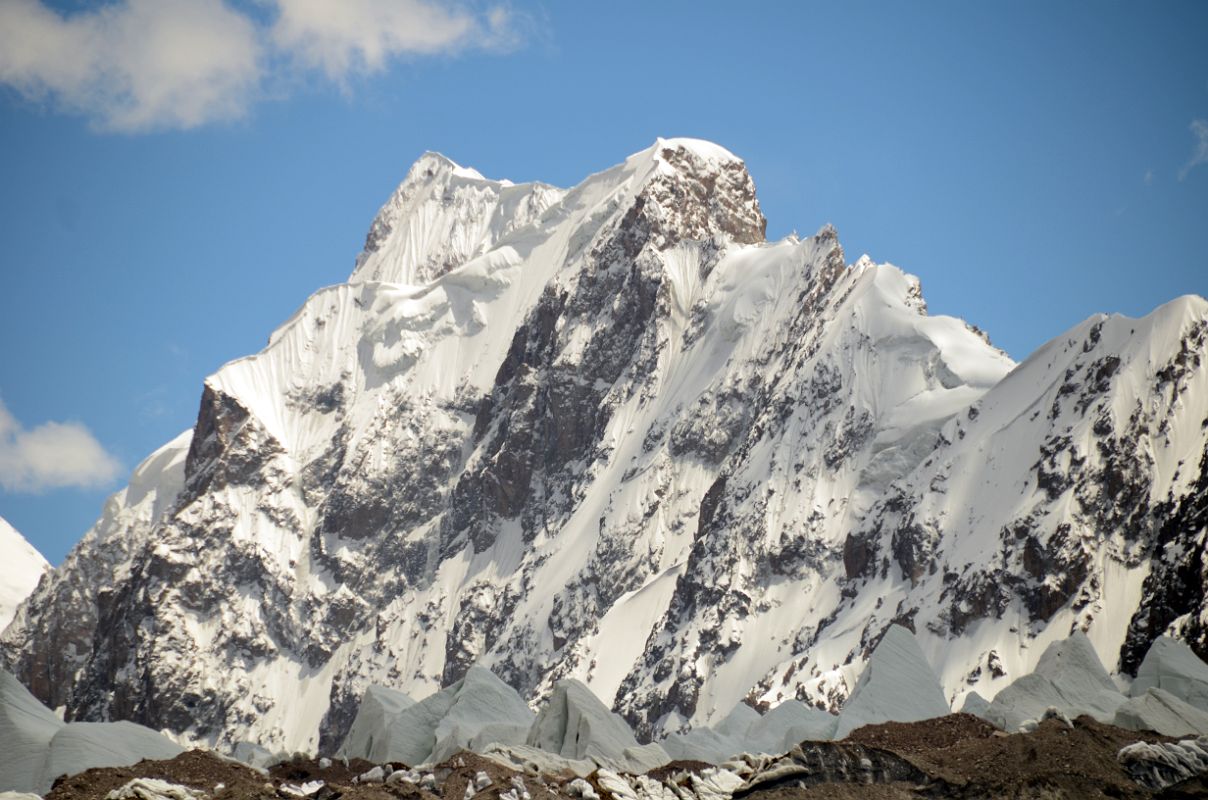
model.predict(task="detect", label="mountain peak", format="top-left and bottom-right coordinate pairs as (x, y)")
top-left (615, 137), bottom-right (766, 247)
top-left (350, 151), bottom-right (564, 285)
top-left (407, 151), bottom-right (492, 185)
top-left (651, 137), bottom-right (742, 165)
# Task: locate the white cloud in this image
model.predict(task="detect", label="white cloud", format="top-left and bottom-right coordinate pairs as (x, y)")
top-left (0, 399), bottom-right (122, 493)
top-left (1179, 119), bottom-right (1208, 181)
top-left (0, 0), bottom-right (261, 132)
top-left (272, 0), bottom-right (515, 80)
top-left (0, 0), bottom-right (523, 133)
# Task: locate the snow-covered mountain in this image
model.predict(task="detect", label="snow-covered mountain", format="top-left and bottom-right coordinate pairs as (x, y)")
top-left (0, 515), bottom-right (49, 633)
top-left (3, 139), bottom-right (1205, 754)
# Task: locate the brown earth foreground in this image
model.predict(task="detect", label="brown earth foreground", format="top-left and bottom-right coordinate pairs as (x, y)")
top-left (44, 715), bottom-right (1208, 800)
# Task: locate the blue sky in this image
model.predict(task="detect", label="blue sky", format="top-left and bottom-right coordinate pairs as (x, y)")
top-left (1, 0), bottom-right (1206, 563)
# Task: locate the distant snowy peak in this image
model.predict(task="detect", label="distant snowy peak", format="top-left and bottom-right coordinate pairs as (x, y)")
top-left (351, 151), bottom-right (566, 286)
top-left (0, 516), bottom-right (49, 633)
top-left (4, 138), bottom-right (1206, 759)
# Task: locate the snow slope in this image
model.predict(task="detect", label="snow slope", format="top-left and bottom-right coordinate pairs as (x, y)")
top-left (0, 516), bottom-right (48, 633)
top-left (832, 625), bottom-right (948, 739)
top-left (1, 669), bottom-right (182, 793)
top-left (3, 139), bottom-right (1206, 756)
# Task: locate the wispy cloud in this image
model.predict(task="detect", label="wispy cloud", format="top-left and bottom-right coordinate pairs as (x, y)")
top-left (1179, 119), bottom-right (1208, 181)
top-left (0, 399), bottom-right (121, 493)
top-left (0, 0), bottom-right (523, 133)
top-left (272, 0), bottom-right (516, 82)
top-left (0, 0), bottom-right (260, 132)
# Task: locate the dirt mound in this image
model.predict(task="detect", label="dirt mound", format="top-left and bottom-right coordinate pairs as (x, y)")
top-left (843, 713), bottom-right (999, 754)
top-left (742, 714), bottom-right (1182, 799)
top-left (1155, 775), bottom-right (1208, 799)
top-left (45, 750), bottom-right (437, 800)
top-left (46, 750), bottom-right (276, 800)
top-left (645, 761), bottom-right (715, 781)
top-left (268, 756), bottom-right (379, 788)
top-left (422, 752), bottom-right (564, 800)
top-left (897, 715), bottom-right (1170, 797)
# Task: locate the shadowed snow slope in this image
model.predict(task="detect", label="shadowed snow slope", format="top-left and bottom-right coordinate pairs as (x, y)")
top-left (337, 684), bottom-right (415, 762)
top-left (746, 701), bottom-right (837, 752)
top-left (0, 670), bottom-right (181, 793)
top-left (1114, 687), bottom-right (1208, 736)
top-left (4, 139), bottom-right (1206, 755)
top-left (1131, 636), bottom-right (1208, 711)
top-left (340, 665), bottom-right (531, 765)
top-left (528, 679), bottom-right (668, 771)
top-left (983, 631), bottom-right (1125, 731)
top-left (959, 691), bottom-right (990, 718)
top-left (833, 625), bottom-right (949, 739)
top-left (661, 703), bottom-right (762, 763)
top-left (0, 670), bottom-right (60, 793)
top-left (0, 517), bottom-right (48, 633)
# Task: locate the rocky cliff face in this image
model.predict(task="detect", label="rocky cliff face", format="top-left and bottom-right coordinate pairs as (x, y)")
top-left (3, 139), bottom-right (1205, 753)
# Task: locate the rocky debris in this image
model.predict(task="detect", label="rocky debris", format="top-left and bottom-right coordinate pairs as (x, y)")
top-left (479, 744), bottom-right (597, 779)
top-left (832, 626), bottom-right (948, 740)
top-left (731, 742), bottom-right (933, 797)
top-left (279, 780), bottom-right (326, 798)
top-left (43, 749), bottom-right (389, 800)
top-left (843, 713), bottom-right (1000, 755)
top-left (527, 681), bottom-right (669, 772)
top-left (1118, 736), bottom-right (1208, 791)
top-left (983, 631), bottom-right (1126, 732)
top-left (739, 714), bottom-right (1169, 799)
top-left (1, 670), bottom-right (182, 794)
top-left (339, 666), bottom-right (533, 766)
top-left (1132, 636), bottom-right (1208, 712)
top-left (103, 778), bottom-right (205, 800)
top-left (1115, 689), bottom-right (1208, 737)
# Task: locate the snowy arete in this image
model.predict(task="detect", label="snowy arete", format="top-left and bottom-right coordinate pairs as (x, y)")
top-left (2, 138), bottom-right (1206, 754)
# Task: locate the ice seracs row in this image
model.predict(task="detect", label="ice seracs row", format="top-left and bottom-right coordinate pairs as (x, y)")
top-left (5, 624), bottom-right (1208, 794)
top-left (333, 625), bottom-right (1208, 773)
